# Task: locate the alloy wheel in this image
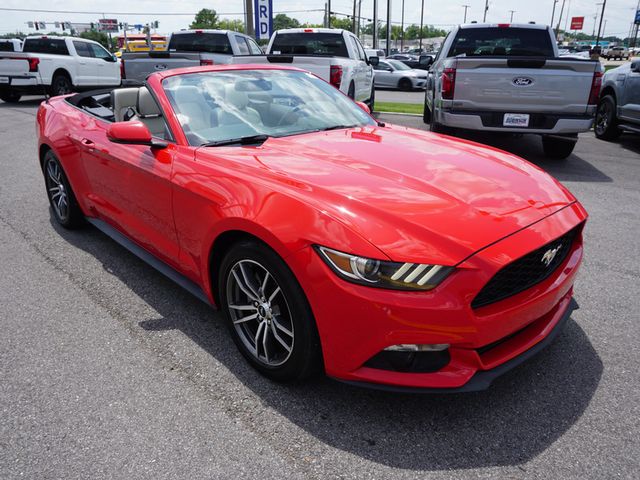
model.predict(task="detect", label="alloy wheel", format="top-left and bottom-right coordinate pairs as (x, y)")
top-left (595, 101), bottom-right (611, 135)
top-left (45, 159), bottom-right (69, 221)
top-left (225, 259), bottom-right (295, 366)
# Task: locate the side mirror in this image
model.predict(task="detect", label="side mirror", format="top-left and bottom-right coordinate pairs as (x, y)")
top-left (631, 61), bottom-right (640, 73)
top-left (385, 67), bottom-right (393, 72)
top-left (355, 101), bottom-right (370, 114)
top-left (107, 121), bottom-right (167, 148)
top-left (104, 55), bottom-right (117, 62)
top-left (368, 56), bottom-right (379, 66)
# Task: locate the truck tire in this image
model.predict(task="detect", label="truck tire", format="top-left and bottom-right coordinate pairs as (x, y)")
top-left (347, 82), bottom-right (355, 99)
top-left (0, 90), bottom-right (21, 103)
top-left (50, 73), bottom-right (73, 97)
top-left (595, 95), bottom-right (621, 141)
top-left (365, 86), bottom-right (375, 112)
top-left (399, 78), bottom-right (412, 91)
top-left (541, 135), bottom-right (577, 159)
top-left (423, 93), bottom-right (432, 124)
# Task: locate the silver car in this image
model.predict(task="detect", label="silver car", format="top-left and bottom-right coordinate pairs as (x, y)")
top-left (373, 59), bottom-right (427, 90)
top-left (595, 59), bottom-right (640, 140)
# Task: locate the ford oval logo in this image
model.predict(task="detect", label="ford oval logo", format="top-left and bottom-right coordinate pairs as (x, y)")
top-left (154, 64), bottom-right (167, 71)
top-left (513, 77), bottom-right (534, 86)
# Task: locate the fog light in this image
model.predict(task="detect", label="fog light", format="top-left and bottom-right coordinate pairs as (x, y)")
top-left (384, 344), bottom-right (449, 352)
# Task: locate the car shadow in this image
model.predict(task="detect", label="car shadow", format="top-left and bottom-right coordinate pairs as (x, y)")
top-left (0, 97), bottom-right (45, 108)
top-left (50, 214), bottom-right (604, 471)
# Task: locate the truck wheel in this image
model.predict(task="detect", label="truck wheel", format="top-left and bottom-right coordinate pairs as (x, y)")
top-left (595, 95), bottom-right (621, 141)
top-left (347, 82), bottom-right (355, 99)
top-left (423, 94), bottom-right (432, 123)
top-left (0, 90), bottom-right (21, 103)
top-left (399, 78), bottom-right (412, 91)
top-left (50, 73), bottom-right (73, 97)
top-left (365, 86), bottom-right (375, 112)
top-left (541, 135), bottom-right (577, 160)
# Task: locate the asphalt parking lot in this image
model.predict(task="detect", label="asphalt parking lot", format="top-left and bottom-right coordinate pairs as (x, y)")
top-left (0, 97), bottom-right (638, 479)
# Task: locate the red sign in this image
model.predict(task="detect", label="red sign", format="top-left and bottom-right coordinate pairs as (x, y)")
top-left (570, 16), bottom-right (585, 30)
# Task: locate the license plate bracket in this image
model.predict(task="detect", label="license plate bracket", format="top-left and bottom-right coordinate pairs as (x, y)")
top-left (0, 76), bottom-right (10, 84)
top-left (503, 113), bottom-right (530, 127)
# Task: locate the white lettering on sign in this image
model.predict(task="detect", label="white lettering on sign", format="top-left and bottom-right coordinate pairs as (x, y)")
top-left (254, 0), bottom-right (273, 40)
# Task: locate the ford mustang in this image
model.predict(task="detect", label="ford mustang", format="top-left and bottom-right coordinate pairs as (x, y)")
top-left (36, 65), bottom-right (587, 392)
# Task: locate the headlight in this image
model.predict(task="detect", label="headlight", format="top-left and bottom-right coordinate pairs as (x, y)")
top-left (314, 245), bottom-right (453, 291)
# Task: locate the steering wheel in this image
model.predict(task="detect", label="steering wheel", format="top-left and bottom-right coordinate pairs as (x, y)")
top-left (276, 104), bottom-right (310, 127)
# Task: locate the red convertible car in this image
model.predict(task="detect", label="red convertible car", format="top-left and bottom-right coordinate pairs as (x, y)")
top-left (37, 65), bottom-right (587, 392)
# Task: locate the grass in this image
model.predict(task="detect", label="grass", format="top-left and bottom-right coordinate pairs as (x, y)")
top-left (374, 101), bottom-right (423, 115)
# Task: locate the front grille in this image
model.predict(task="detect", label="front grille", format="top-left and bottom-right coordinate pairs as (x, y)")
top-left (471, 226), bottom-right (580, 309)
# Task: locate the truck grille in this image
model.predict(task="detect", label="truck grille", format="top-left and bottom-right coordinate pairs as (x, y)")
top-left (471, 226), bottom-right (580, 309)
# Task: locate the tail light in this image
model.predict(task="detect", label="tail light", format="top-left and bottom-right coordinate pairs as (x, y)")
top-left (120, 58), bottom-right (126, 79)
top-left (588, 70), bottom-right (603, 106)
top-left (330, 65), bottom-right (343, 89)
top-left (28, 57), bottom-right (39, 72)
top-left (200, 59), bottom-right (214, 66)
top-left (441, 67), bottom-right (456, 100)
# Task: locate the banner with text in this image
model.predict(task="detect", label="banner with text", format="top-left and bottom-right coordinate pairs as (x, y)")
top-left (570, 16), bottom-right (584, 30)
top-left (254, 0), bottom-right (273, 40)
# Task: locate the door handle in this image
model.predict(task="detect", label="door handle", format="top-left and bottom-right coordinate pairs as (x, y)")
top-left (80, 138), bottom-right (95, 151)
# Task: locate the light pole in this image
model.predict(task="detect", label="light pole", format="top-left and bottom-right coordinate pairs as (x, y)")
top-left (462, 5), bottom-right (470, 23)
top-left (551, 0), bottom-right (558, 27)
top-left (372, 0), bottom-right (377, 48)
top-left (419, 0), bottom-right (425, 51)
top-left (555, 0), bottom-right (566, 39)
top-left (483, 0), bottom-right (489, 22)
top-left (595, 0), bottom-right (607, 46)
top-left (400, 0), bottom-right (405, 51)
top-left (386, 0), bottom-right (392, 56)
top-left (509, 10), bottom-right (516, 22)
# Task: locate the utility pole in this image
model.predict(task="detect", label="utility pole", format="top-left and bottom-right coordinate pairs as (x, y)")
top-left (509, 10), bottom-right (516, 22)
top-left (328, 0), bottom-right (332, 28)
top-left (357, 0), bottom-right (363, 38)
top-left (352, 0), bottom-right (357, 33)
top-left (551, 0), bottom-right (558, 27)
top-left (555, 0), bottom-right (566, 39)
top-left (419, 0), bottom-right (425, 51)
top-left (462, 5), bottom-right (470, 23)
top-left (400, 0), bottom-right (405, 51)
top-left (373, 0), bottom-right (378, 48)
top-left (483, 0), bottom-right (489, 22)
top-left (245, 0), bottom-right (254, 37)
top-left (595, 0), bottom-right (607, 46)
top-left (386, 0), bottom-right (392, 56)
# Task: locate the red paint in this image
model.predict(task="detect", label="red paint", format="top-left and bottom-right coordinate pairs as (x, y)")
top-left (37, 65), bottom-right (588, 389)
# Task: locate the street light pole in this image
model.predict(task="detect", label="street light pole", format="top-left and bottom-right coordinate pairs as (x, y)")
top-left (401, 0), bottom-right (405, 51)
top-left (386, 0), bottom-right (392, 56)
top-left (419, 0), bottom-right (425, 51)
top-left (509, 10), bottom-right (516, 22)
top-left (328, 0), bottom-right (332, 28)
top-left (555, 0), bottom-right (566, 38)
top-left (373, 0), bottom-right (378, 48)
top-left (462, 5), bottom-right (470, 23)
top-left (595, 0), bottom-right (607, 46)
top-left (550, 0), bottom-right (558, 27)
top-left (483, 0), bottom-right (489, 22)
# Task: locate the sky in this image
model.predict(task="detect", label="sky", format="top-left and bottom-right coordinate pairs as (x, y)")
top-left (0, 0), bottom-right (638, 39)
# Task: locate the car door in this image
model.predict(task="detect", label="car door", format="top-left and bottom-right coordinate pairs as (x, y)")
top-left (346, 34), bottom-right (368, 100)
top-left (70, 105), bottom-right (180, 265)
top-left (620, 62), bottom-right (640, 123)
top-left (374, 61), bottom-right (394, 87)
top-left (353, 37), bottom-right (374, 99)
top-left (88, 42), bottom-right (119, 86)
top-left (71, 41), bottom-right (98, 86)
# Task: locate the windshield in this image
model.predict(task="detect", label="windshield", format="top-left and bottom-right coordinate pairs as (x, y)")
top-left (449, 27), bottom-right (554, 57)
top-left (387, 59), bottom-right (411, 70)
top-left (162, 69), bottom-right (376, 146)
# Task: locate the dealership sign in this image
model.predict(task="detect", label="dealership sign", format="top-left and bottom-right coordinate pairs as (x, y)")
top-left (98, 18), bottom-right (119, 33)
top-left (635, 9), bottom-right (640, 25)
top-left (570, 16), bottom-right (585, 30)
top-left (254, 0), bottom-right (273, 40)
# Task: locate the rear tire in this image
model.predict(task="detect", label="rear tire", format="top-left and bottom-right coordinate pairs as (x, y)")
top-left (217, 240), bottom-right (323, 382)
top-left (42, 150), bottom-right (84, 228)
top-left (594, 95), bottom-right (621, 141)
top-left (0, 90), bottom-right (21, 103)
top-left (50, 73), bottom-right (73, 97)
top-left (423, 93), bottom-right (432, 124)
top-left (366, 86), bottom-right (375, 112)
top-left (541, 135), bottom-right (577, 160)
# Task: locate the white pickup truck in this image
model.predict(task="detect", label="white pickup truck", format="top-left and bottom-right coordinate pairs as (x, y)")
top-left (423, 23), bottom-right (604, 159)
top-left (0, 36), bottom-right (120, 103)
top-left (232, 28), bottom-right (376, 108)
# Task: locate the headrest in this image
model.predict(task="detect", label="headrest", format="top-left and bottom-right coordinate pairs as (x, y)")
top-left (137, 87), bottom-right (161, 117)
top-left (174, 85), bottom-right (204, 105)
top-left (111, 87), bottom-right (140, 121)
top-left (224, 84), bottom-right (249, 109)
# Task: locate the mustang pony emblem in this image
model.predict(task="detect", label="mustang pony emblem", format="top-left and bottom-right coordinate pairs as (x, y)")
top-left (541, 245), bottom-right (562, 267)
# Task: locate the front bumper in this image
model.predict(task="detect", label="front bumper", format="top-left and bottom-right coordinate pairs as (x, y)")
top-left (287, 202), bottom-right (587, 391)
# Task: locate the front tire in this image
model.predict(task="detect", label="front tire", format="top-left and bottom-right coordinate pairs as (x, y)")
top-left (541, 135), bottom-right (577, 159)
top-left (398, 78), bottom-right (412, 91)
top-left (365, 86), bottom-right (375, 112)
top-left (43, 150), bottom-right (84, 228)
top-left (218, 240), bottom-right (323, 382)
top-left (594, 95), bottom-right (621, 141)
top-left (0, 90), bottom-right (21, 103)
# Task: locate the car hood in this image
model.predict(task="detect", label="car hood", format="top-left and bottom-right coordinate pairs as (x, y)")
top-left (200, 126), bottom-right (576, 265)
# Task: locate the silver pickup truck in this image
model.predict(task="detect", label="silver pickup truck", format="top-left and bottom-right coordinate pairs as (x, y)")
top-left (595, 59), bottom-right (640, 140)
top-left (121, 30), bottom-right (263, 82)
top-left (424, 23), bottom-right (604, 159)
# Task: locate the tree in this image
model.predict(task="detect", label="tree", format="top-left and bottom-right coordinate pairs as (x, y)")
top-left (190, 8), bottom-right (219, 29)
top-left (218, 19), bottom-right (245, 33)
top-left (330, 16), bottom-right (352, 31)
top-left (273, 14), bottom-right (300, 31)
top-left (78, 30), bottom-right (111, 50)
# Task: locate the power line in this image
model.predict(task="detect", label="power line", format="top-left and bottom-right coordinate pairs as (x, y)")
top-left (0, 7), bottom-right (324, 17)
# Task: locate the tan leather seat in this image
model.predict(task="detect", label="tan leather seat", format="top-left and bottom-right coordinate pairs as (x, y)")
top-left (136, 87), bottom-right (167, 138)
top-left (111, 87), bottom-right (140, 122)
top-left (222, 84), bottom-right (262, 126)
top-left (173, 86), bottom-right (213, 132)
